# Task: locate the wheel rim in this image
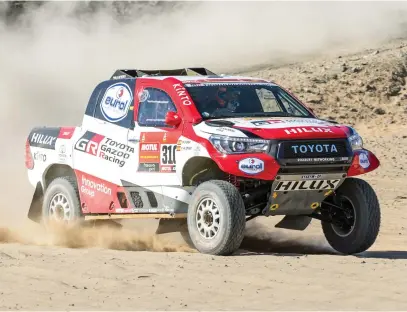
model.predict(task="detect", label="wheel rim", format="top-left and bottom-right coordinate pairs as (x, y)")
top-left (330, 195), bottom-right (356, 237)
top-left (49, 192), bottom-right (71, 222)
top-left (196, 197), bottom-right (221, 240)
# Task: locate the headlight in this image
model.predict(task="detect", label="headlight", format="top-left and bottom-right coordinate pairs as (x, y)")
top-left (209, 135), bottom-right (270, 154)
top-left (347, 128), bottom-right (363, 150)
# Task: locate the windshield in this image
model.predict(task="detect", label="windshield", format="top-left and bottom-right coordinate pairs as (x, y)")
top-left (184, 82), bottom-right (313, 119)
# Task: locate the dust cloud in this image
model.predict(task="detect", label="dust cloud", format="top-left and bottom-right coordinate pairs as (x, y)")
top-left (0, 221), bottom-right (195, 252)
top-left (0, 1), bottom-right (406, 252)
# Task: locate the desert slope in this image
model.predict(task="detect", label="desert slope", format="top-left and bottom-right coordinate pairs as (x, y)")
top-left (0, 40), bottom-right (407, 310)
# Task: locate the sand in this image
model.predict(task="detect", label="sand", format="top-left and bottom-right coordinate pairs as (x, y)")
top-left (0, 121), bottom-right (406, 311)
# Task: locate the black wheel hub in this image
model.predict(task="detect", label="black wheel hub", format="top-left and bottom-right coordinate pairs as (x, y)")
top-left (203, 211), bottom-right (213, 226)
top-left (322, 194), bottom-right (356, 237)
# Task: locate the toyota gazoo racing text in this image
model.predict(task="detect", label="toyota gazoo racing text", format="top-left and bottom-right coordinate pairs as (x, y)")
top-left (25, 68), bottom-right (381, 256)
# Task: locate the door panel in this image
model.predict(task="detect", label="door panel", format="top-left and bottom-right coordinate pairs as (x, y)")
top-left (72, 79), bottom-right (136, 213)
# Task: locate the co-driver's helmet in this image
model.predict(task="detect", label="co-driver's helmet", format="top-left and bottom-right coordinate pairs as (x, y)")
top-left (215, 86), bottom-right (240, 112)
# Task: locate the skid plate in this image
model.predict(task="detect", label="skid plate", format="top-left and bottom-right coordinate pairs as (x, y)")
top-left (262, 172), bottom-right (346, 216)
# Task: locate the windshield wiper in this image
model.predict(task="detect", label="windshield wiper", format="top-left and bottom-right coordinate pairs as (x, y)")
top-left (202, 112), bottom-right (312, 120)
top-left (242, 112), bottom-right (311, 118)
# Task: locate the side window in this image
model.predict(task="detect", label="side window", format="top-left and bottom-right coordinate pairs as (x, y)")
top-left (255, 88), bottom-right (283, 112)
top-left (94, 80), bottom-right (135, 128)
top-left (137, 88), bottom-right (177, 127)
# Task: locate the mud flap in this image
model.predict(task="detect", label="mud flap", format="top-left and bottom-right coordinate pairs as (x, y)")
top-left (27, 182), bottom-right (44, 223)
top-left (275, 215), bottom-right (312, 231)
top-left (155, 218), bottom-right (187, 234)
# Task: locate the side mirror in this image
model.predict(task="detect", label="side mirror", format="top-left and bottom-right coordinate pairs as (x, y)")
top-left (165, 111), bottom-right (182, 127)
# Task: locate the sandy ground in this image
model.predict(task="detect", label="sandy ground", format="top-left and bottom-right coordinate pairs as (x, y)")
top-left (0, 123), bottom-right (406, 311)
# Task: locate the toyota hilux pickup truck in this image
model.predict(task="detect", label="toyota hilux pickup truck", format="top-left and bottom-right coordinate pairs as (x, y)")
top-left (25, 67), bottom-right (381, 256)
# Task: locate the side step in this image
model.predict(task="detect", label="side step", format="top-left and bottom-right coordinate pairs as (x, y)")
top-left (84, 213), bottom-right (187, 221)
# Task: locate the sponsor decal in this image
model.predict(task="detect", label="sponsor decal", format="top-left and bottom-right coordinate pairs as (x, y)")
top-left (140, 143), bottom-right (159, 152)
top-left (58, 144), bottom-right (67, 162)
top-left (243, 119), bottom-right (334, 131)
top-left (115, 206), bottom-right (173, 214)
top-left (138, 89), bottom-right (150, 102)
top-left (58, 127), bottom-right (75, 139)
top-left (359, 151), bottom-right (370, 169)
top-left (75, 131), bottom-right (134, 167)
top-left (296, 157), bottom-right (336, 162)
top-left (99, 138), bottom-right (134, 168)
top-left (173, 83), bottom-right (193, 105)
top-left (100, 82), bottom-right (133, 123)
top-left (29, 129), bottom-right (59, 150)
top-left (161, 165), bottom-right (176, 172)
top-left (140, 155), bottom-right (160, 161)
top-left (251, 120), bottom-right (284, 126)
top-left (138, 132), bottom-right (179, 172)
top-left (138, 162), bottom-right (160, 172)
top-left (301, 174), bottom-right (323, 180)
top-left (80, 175), bottom-right (112, 198)
top-left (139, 137), bottom-right (160, 166)
top-left (275, 179), bottom-right (341, 192)
top-left (284, 127), bottom-right (333, 135)
top-left (213, 127), bottom-right (236, 133)
top-left (238, 158), bottom-right (264, 174)
top-left (185, 81), bottom-right (270, 87)
top-left (176, 139), bottom-right (192, 151)
top-left (290, 143), bottom-right (338, 154)
top-left (33, 151), bottom-right (47, 162)
top-left (74, 132), bottom-right (102, 156)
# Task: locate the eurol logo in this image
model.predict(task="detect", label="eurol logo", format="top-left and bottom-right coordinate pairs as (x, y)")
top-left (100, 83), bottom-right (133, 123)
top-left (359, 151), bottom-right (370, 169)
top-left (238, 157), bottom-right (264, 175)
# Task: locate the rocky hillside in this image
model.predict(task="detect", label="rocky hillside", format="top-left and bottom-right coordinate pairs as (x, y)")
top-left (241, 39), bottom-right (407, 127)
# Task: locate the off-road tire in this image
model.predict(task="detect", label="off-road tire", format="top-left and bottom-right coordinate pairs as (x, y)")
top-left (322, 177), bottom-right (381, 254)
top-left (41, 176), bottom-right (83, 226)
top-left (187, 180), bottom-right (246, 255)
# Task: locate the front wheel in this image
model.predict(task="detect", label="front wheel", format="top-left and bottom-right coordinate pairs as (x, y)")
top-left (321, 177), bottom-right (381, 254)
top-left (187, 180), bottom-right (246, 256)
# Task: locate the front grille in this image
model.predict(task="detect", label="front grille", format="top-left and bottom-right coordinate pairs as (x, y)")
top-left (278, 165), bottom-right (351, 174)
top-left (273, 139), bottom-right (353, 167)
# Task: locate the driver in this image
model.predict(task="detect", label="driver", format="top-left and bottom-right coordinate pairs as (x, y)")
top-left (213, 86), bottom-right (241, 113)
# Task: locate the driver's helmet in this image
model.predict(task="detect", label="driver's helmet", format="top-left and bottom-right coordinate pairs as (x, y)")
top-left (215, 86), bottom-right (240, 112)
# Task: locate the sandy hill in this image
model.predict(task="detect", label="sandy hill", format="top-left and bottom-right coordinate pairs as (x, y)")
top-left (241, 39), bottom-right (407, 127)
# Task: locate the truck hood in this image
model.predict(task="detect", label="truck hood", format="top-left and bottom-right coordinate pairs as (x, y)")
top-left (195, 117), bottom-right (352, 140)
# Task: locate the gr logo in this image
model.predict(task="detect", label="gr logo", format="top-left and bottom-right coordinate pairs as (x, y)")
top-left (74, 131), bottom-right (104, 156)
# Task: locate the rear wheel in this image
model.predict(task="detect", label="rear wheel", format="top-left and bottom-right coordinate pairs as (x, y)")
top-left (321, 178), bottom-right (381, 254)
top-left (41, 176), bottom-right (83, 227)
top-left (187, 180), bottom-right (246, 256)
